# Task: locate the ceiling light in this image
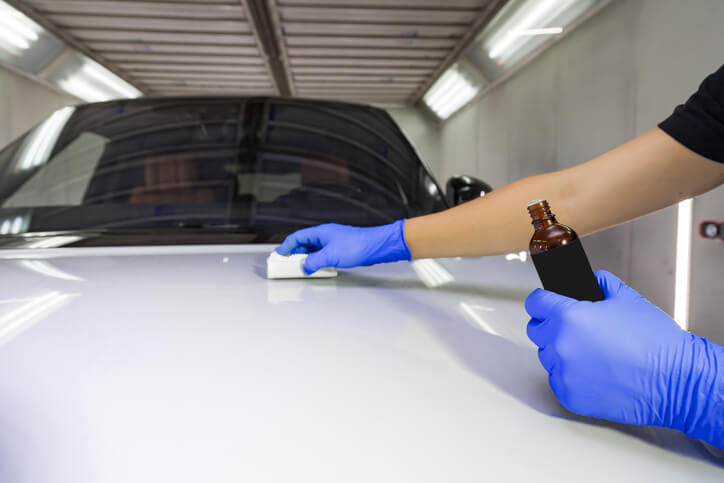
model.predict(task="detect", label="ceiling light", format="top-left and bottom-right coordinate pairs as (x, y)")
top-left (58, 58), bottom-right (141, 103)
top-left (59, 76), bottom-right (111, 103)
top-left (81, 62), bottom-right (141, 99)
top-left (423, 65), bottom-right (481, 120)
top-left (0, 1), bottom-right (41, 53)
top-left (484, 0), bottom-right (588, 63)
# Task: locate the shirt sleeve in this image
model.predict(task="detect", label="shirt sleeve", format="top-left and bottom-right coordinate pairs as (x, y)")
top-left (658, 65), bottom-right (724, 164)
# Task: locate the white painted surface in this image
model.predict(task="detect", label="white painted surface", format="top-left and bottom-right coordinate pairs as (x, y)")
top-left (0, 243), bottom-right (721, 482)
top-left (438, 0), bottom-right (724, 342)
top-left (386, 107), bottom-right (441, 178)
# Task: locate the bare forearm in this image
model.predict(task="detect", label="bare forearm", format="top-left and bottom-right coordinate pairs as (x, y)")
top-left (405, 128), bottom-right (724, 259)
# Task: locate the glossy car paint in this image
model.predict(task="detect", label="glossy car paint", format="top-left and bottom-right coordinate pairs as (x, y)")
top-left (0, 244), bottom-right (721, 482)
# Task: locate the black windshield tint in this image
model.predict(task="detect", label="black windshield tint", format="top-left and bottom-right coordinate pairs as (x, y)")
top-left (0, 97), bottom-right (446, 246)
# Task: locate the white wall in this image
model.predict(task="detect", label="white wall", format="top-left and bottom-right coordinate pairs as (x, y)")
top-left (387, 107), bottom-right (441, 178)
top-left (438, 0), bottom-right (724, 342)
top-left (0, 65), bottom-right (76, 149)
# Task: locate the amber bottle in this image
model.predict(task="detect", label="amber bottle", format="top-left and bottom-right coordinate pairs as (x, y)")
top-left (527, 199), bottom-right (603, 302)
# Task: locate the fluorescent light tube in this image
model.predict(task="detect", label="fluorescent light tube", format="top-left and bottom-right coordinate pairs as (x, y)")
top-left (81, 61), bottom-right (142, 99)
top-left (0, 28), bottom-right (30, 51)
top-left (57, 58), bottom-right (141, 102)
top-left (674, 199), bottom-right (692, 329)
top-left (423, 71), bottom-right (459, 108)
top-left (423, 66), bottom-right (480, 120)
top-left (435, 83), bottom-right (476, 118)
top-left (485, 0), bottom-right (579, 62)
top-left (59, 75), bottom-right (113, 103)
top-left (0, 1), bottom-right (41, 51)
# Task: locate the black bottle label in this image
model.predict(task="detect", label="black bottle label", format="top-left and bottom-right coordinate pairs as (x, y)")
top-left (531, 238), bottom-right (604, 302)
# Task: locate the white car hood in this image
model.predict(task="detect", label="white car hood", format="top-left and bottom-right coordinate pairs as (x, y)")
top-left (0, 244), bottom-right (721, 482)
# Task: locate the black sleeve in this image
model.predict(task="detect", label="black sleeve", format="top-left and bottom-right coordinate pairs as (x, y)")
top-left (658, 65), bottom-right (724, 164)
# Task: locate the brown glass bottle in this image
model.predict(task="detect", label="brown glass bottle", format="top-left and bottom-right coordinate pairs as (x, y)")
top-left (527, 199), bottom-right (603, 301)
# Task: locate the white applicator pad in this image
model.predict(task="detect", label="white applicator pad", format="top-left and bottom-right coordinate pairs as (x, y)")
top-left (266, 251), bottom-right (338, 279)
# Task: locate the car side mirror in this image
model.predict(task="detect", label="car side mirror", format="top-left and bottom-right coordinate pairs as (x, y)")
top-left (445, 175), bottom-right (493, 206)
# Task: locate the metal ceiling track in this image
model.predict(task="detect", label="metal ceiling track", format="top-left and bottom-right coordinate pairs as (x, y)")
top-left (243, 0), bottom-right (295, 96)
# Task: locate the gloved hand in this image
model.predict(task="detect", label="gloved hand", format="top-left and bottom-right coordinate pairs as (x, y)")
top-left (275, 220), bottom-right (411, 275)
top-left (526, 270), bottom-right (724, 448)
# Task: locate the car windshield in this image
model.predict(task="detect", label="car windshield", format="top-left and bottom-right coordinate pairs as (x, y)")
top-left (0, 97), bottom-right (446, 247)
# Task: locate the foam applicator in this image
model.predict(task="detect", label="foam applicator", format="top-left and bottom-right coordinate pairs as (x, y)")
top-left (266, 251), bottom-right (338, 279)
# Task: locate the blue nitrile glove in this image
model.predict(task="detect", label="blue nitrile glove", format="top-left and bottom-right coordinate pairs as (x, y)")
top-left (525, 270), bottom-right (724, 448)
top-left (275, 220), bottom-right (411, 275)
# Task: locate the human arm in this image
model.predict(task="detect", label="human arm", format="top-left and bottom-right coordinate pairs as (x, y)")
top-left (405, 127), bottom-right (724, 258)
top-left (525, 270), bottom-right (724, 448)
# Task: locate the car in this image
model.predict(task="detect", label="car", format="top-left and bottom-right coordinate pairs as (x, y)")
top-left (0, 97), bottom-right (721, 482)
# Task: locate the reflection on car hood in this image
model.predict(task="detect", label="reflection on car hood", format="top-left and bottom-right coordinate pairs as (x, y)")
top-left (0, 245), bottom-right (721, 482)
